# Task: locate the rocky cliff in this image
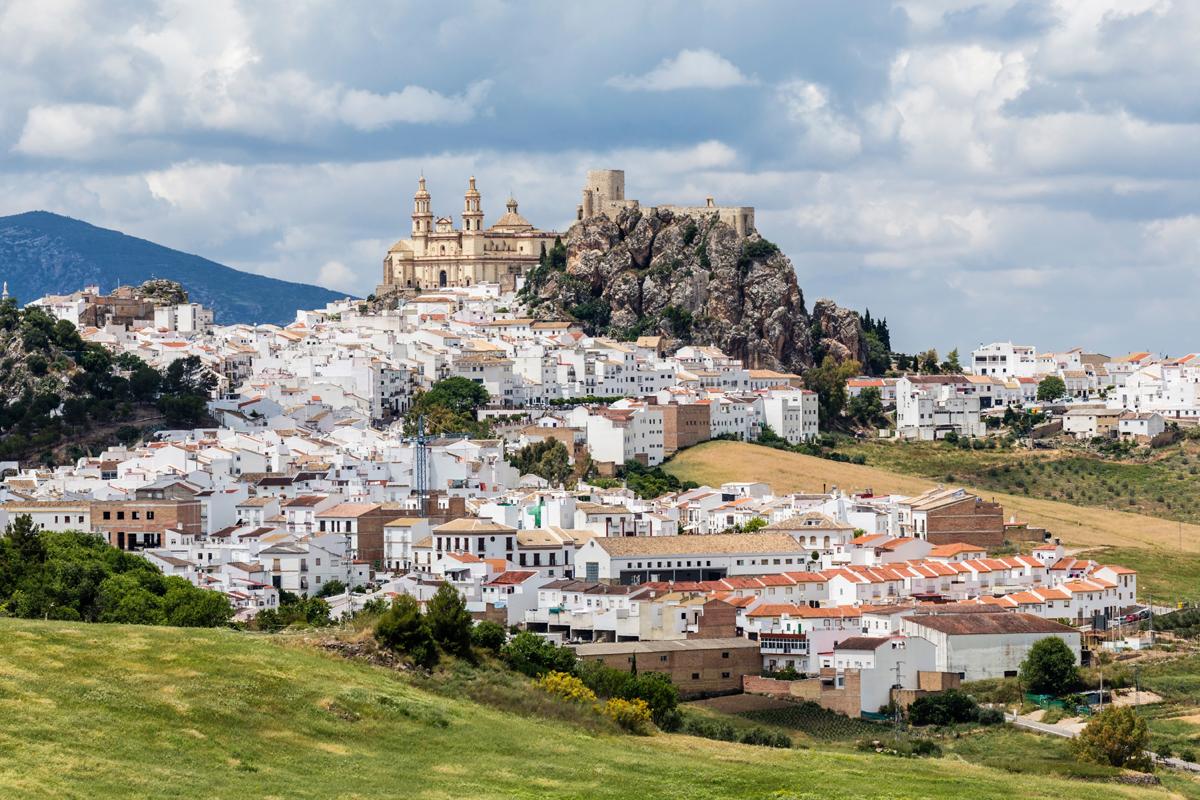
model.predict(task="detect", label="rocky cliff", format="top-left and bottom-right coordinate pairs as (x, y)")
top-left (521, 207), bottom-right (865, 372)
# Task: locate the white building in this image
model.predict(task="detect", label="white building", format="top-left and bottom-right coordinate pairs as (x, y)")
top-left (899, 611), bottom-right (1081, 681)
top-left (971, 342), bottom-right (1038, 378)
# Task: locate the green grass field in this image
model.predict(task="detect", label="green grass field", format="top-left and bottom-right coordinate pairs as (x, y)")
top-left (0, 618), bottom-right (1185, 800)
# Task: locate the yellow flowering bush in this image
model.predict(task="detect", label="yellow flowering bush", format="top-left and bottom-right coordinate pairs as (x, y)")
top-left (601, 697), bottom-right (652, 733)
top-left (535, 670), bottom-right (597, 704)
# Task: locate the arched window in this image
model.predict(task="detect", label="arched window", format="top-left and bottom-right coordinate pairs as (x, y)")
top-left (439, 270), bottom-right (448, 287)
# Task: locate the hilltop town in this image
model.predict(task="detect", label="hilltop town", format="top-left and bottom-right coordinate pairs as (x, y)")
top-left (2, 169), bottom-right (1198, 797)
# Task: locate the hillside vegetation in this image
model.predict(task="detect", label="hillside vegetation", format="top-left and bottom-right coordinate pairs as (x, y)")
top-left (0, 619), bottom-right (1176, 800)
top-left (0, 300), bottom-right (214, 462)
top-left (666, 441), bottom-right (1200, 551)
top-left (837, 438), bottom-right (1200, 526)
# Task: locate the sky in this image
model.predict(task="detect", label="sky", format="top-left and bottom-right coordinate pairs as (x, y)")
top-left (1, 0), bottom-right (1197, 357)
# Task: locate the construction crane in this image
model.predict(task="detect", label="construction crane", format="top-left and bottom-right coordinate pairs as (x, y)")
top-left (400, 413), bottom-right (472, 516)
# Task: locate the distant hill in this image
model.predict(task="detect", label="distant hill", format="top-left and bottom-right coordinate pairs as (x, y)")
top-left (0, 211), bottom-right (349, 324)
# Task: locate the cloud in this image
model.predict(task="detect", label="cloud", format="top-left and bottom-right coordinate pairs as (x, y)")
top-left (338, 80), bottom-right (493, 130)
top-left (317, 260), bottom-right (357, 292)
top-left (776, 80), bottom-right (862, 161)
top-left (607, 48), bottom-right (754, 91)
top-left (1, 1), bottom-right (1199, 357)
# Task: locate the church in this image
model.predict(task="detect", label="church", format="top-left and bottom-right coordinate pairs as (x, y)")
top-left (379, 176), bottom-right (560, 293)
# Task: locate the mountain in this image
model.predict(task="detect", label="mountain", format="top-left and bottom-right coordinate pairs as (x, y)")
top-left (521, 207), bottom-right (865, 373)
top-left (0, 211), bottom-right (349, 325)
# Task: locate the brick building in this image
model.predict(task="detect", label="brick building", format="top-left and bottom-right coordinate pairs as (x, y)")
top-left (315, 502), bottom-right (410, 566)
top-left (900, 488), bottom-right (1005, 549)
top-left (92, 499), bottom-right (203, 550)
top-left (572, 637), bottom-right (760, 697)
top-left (657, 401), bottom-right (711, 456)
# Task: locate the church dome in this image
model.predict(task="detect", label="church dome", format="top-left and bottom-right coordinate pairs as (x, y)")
top-left (490, 197), bottom-right (533, 231)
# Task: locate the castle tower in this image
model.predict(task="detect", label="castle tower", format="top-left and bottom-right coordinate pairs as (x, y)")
top-left (412, 176), bottom-right (433, 238)
top-left (462, 176), bottom-right (483, 233)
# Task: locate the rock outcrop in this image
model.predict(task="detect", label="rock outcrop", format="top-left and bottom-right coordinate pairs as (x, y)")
top-left (521, 207), bottom-right (865, 372)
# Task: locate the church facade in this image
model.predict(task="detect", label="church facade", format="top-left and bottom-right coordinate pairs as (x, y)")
top-left (380, 177), bottom-right (560, 293)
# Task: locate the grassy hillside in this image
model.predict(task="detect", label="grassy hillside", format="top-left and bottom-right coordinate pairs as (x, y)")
top-left (837, 439), bottom-right (1200, 526)
top-left (0, 619), bottom-right (1176, 800)
top-left (666, 441), bottom-right (1200, 552)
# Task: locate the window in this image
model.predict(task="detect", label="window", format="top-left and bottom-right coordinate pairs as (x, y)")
top-left (722, 651), bottom-right (730, 659)
top-left (721, 672), bottom-right (730, 679)
top-left (103, 511), bottom-right (112, 520)
top-left (659, 655), bottom-right (668, 662)
top-left (146, 511), bottom-right (155, 520)
top-left (691, 673), bottom-right (700, 680)
top-left (117, 511), bottom-right (125, 521)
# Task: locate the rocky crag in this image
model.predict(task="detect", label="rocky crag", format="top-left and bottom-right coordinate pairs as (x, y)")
top-left (520, 207), bottom-right (864, 372)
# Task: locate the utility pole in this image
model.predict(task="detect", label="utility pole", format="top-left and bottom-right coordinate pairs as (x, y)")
top-left (1148, 592), bottom-right (1155, 648)
top-left (892, 660), bottom-right (905, 731)
top-left (1134, 665), bottom-right (1141, 711)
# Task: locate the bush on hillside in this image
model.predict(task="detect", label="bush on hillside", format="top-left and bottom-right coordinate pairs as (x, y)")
top-left (375, 595), bottom-right (438, 669)
top-left (908, 690), bottom-right (980, 727)
top-left (535, 671), bottom-right (597, 704)
top-left (501, 631), bottom-right (576, 677)
top-left (601, 697), bottom-right (652, 734)
top-left (471, 620), bottom-right (507, 653)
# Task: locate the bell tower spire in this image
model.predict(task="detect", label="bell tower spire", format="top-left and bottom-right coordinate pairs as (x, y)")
top-left (412, 175), bottom-right (432, 239)
top-left (462, 176), bottom-right (483, 233)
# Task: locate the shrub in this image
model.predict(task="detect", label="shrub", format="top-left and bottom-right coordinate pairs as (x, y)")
top-left (738, 727), bottom-right (792, 748)
top-left (501, 631), bottom-right (576, 677)
top-left (577, 660), bottom-right (633, 698)
top-left (602, 697), bottom-right (652, 734)
top-left (471, 620), bottom-right (507, 654)
top-left (622, 672), bottom-right (679, 728)
top-left (976, 706), bottom-right (1005, 725)
top-left (374, 595), bottom-right (438, 669)
top-left (681, 714), bottom-right (737, 742)
top-left (908, 690), bottom-right (979, 726)
top-left (1072, 706), bottom-right (1152, 772)
top-left (535, 671), bottom-right (597, 704)
top-left (857, 737), bottom-right (942, 758)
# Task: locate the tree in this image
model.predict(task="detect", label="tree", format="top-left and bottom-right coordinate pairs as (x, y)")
top-left (1072, 706), bottom-right (1152, 772)
top-left (1018, 637), bottom-right (1080, 696)
top-left (917, 349), bottom-right (940, 374)
top-left (740, 517), bottom-right (768, 533)
top-left (847, 386), bottom-right (886, 427)
top-left (942, 348), bottom-right (962, 373)
top-left (426, 582), bottom-right (474, 658)
top-left (622, 672), bottom-right (680, 728)
top-left (471, 620), bottom-right (507, 654)
top-left (315, 579), bottom-right (347, 598)
top-left (1038, 375), bottom-right (1067, 402)
top-left (375, 595), bottom-right (438, 668)
top-left (161, 579), bottom-right (233, 627)
top-left (403, 377), bottom-right (491, 437)
top-left (803, 356), bottom-right (861, 429)
top-left (501, 630), bottom-right (576, 677)
top-left (509, 439), bottom-right (572, 486)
